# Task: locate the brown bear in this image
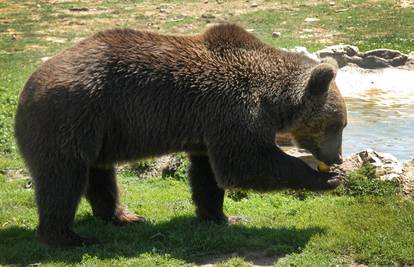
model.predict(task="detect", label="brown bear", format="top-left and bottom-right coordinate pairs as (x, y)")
top-left (15, 24), bottom-right (347, 246)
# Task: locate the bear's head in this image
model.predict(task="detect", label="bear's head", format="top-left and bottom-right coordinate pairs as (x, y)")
top-left (290, 59), bottom-right (347, 166)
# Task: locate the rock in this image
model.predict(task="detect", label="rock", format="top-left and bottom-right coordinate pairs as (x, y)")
top-left (245, 28), bottom-right (255, 33)
top-left (364, 49), bottom-right (406, 60)
top-left (290, 46), bottom-right (318, 60)
top-left (250, 3), bottom-right (258, 7)
top-left (161, 156), bottom-right (184, 177)
top-left (316, 44), bottom-right (359, 67)
top-left (68, 7), bottom-right (89, 12)
top-left (329, 1), bottom-right (335, 5)
top-left (330, 149), bottom-right (403, 182)
top-left (272, 31), bottom-right (281, 38)
top-left (358, 55), bottom-right (391, 69)
top-left (404, 51), bottom-right (414, 69)
top-left (119, 155), bottom-right (178, 178)
top-left (45, 36), bottom-right (67, 44)
top-left (400, 159), bottom-right (414, 196)
top-left (315, 46), bottom-right (410, 69)
top-left (201, 13), bottom-right (215, 19)
top-left (361, 49), bottom-right (408, 68)
top-left (304, 17), bottom-right (320, 22)
top-left (3, 168), bottom-right (30, 182)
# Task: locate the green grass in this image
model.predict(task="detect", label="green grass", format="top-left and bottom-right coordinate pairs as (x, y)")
top-left (1, 0), bottom-right (413, 266)
top-left (1, 167), bottom-right (413, 266)
top-left (233, 0), bottom-right (414, 53)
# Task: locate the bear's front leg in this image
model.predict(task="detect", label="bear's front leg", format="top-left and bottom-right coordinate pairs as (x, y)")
top-left (188, 154), bottom-right (228, 223)
top-left (207, 139), bottom-right (341, 191)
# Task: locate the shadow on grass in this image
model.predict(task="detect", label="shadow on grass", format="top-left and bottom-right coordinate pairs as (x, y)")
top-left (0, 215), bottom-right (326, 265)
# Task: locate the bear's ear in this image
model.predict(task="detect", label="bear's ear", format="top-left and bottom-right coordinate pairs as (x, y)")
top-left (306, 62), bottom-right (337, 95)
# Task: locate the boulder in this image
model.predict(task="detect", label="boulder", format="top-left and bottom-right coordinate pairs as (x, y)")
top-left (315, 45), bottom-right (359, 67)
top-left (314, 46), bottom-right (410, 69)
top-left (335, 149), bottom-right (403, 182)
top-left (400, 159), bottom-right (414, 196)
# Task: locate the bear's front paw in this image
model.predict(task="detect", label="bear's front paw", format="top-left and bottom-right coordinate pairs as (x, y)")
top-left (316, 172), bottom-right (342, 190)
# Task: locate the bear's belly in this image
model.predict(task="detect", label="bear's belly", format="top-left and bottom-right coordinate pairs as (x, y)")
top-left (95, 133), bottom-right (206, 165)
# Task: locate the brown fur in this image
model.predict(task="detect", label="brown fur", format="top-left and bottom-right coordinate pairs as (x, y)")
top-left (15, 24), bottom-right (346, 246)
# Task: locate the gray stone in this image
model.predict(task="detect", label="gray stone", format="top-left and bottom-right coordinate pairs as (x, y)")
top-left (404, 51), bottom-right (414, 69)
top-left (272, 31), bottom-right (281, 38)
top-left (358, 55), bottom-right (391, 69)
top-left (304, 17), bottom-right (320, 22)
top-left (316, 45), bottom-right (360, 67)
top-left (315, 46), bottom-right (411, 69)
top-left (290, 46), bottom-right (318, 60)
top-left (364, 49), bottom-right (405, 60)
top-left (361, 49), bottom-right (408, 68)
top-left (400, 159), bottom-right (414, 196)
top-left (201, 13), bottom-right (215, 19)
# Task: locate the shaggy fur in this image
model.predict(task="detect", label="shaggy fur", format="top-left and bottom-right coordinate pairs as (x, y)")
top-left (15, 24), bottom-right (346, 246)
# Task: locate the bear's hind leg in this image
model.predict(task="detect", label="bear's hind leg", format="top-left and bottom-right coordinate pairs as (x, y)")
top-left (86, 166), bottom-right (145, 225)
top-left (189, 155), bottom-right (227, 224)
top-left (34, 160), bottom-right (97, 246)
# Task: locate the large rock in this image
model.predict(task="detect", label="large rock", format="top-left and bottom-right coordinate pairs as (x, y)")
top-left (315, 45), bottom-right (359, 67)
top-left (403, 51), bottom-right (414, 69)
top-left (400, 159), bottom-right (414, 196)
top-left (314, 45), bottom-right (409, 69)
top-left (287, 47), bottom-right (318, 60)
top-left (336, 149), bottom-right (403, 182)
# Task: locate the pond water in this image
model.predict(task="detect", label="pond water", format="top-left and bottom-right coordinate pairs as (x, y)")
top-left (336, 66), bottom-right (414, 161)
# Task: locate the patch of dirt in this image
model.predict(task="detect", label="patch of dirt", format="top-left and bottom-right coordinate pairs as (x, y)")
top-left (0, 28), bottom-right (22, 40)
top-left (38, 19), bottom-right (89, 35)
top-left (195, 253), bottom-right (281, 267)
top-left (24, 44), bottom-right (48, 51)
top-left (62, 7), bottom-right (113, 16)
top-left (0, 1), bottom-right (25, 14)
top-left (45, 36), bottom-right (67, 43)
top-left (71, 37), bottom-right (86, 43)
top-left (399, 0), bottom-right (414, 8)
top-left (298, 27), bottom-right (340, 45)
top-left (47, 0), bottom-right (104, 3)
top-left (2, 169), bottom-right (30, 182)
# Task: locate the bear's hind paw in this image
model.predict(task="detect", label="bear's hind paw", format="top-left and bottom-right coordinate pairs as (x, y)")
top-left (38, 230), bottom-right (99, 247)
top-left (112, 207), bottom-right (146, 226)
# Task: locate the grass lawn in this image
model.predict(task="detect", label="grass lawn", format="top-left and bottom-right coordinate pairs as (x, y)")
top-left (0, 0), bottom-right (413, 266)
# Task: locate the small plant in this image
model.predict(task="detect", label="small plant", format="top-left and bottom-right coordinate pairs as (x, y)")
top-left (162, 153), bottom-right (189, 181)
top-left (338, 165), bottom-right (400, 197)
top-left (125, 158), bottom-right (156, 175)
top-left (227, 190), bottom-right (249, 201)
